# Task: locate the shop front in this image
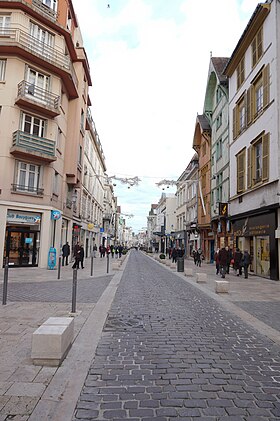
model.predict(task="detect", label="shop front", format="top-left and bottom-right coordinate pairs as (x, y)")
top-left (232, 211), bottom-right (278, 280)
top-left (4, 210), bottom-right (41, 267)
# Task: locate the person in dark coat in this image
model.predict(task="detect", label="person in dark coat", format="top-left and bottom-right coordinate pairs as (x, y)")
top-left (218, 246), bottom-right (229, 278)
top-left (171, 247), bottom-right (177, 263)
top-left (62, 241), bottom-right (70, 266)
top-left (214, 248), bottom-right (220, 275)
top-left (79, 245), bottom-right (85, 269)
top-left (72, 242), bottom-right (81, 269)
top-left (196, 248), bottom-right (203, 267)
top-left (233, 248), bottom-right (243, 276)
top-left (226, 247), bottom-right (233, 274)
top-left (242, 250), bottom-right (251, 279)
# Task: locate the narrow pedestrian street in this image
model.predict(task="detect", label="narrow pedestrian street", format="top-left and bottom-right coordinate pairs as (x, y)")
top-left (73, 251), bottom-right (280, 420)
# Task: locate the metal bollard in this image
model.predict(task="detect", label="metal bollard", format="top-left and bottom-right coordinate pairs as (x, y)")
top-left (57, 256), bottom-right (61, 279)
top-left (90, 255), bottom-right (94, 277)
top-left (71, 268), bottom-right (78, 313)
top-left (2, 260), bottom-right (9, 305)
top-left (107, 253), bottom-right (109, 273)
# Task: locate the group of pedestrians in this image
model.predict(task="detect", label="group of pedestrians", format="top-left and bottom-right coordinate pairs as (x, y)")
top-left (192, 248), bottom-right (203, 267)
top-left (62, 242), bottom-right (124, 270)
top-left (214, 246), bottom-right (251, 279)
top-left (166, 247), bottom-right (185, 263)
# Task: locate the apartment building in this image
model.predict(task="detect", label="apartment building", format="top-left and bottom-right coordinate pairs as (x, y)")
top-left (192, 115), bottom-right (212, 262)
top-left (224, 0), bottom-right (279, 280)
top-left (0, 0), bottom-right (108, 268)
top-left (204, 57), bottom-right (231, 253)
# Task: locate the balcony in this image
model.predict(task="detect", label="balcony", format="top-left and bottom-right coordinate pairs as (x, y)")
top-left (11, 184), bottom-right (44, 196)
top-left (15, 80), bottom-right (60, 117)
top-left (0, 28), bottom-right (78, 98)
top-left (10, 130), bottom-right (57, 163)
top-left (32, 0), bottom-right (57, 21)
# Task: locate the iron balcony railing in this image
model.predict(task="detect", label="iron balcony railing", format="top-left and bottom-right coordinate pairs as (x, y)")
top-left (12, 130), bottom-right (56, 158)
top-left (17, 80), bottom-right (60, 111)
top-left (11, 184), bottom-right (44, 195)
top-left (32, 0), bottom-right (57, 21)
top-left (0, 28), bottom-right (78, 87)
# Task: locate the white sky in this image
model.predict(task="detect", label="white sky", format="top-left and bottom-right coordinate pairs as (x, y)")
top-left (72, 0), bottom-right (259, 233)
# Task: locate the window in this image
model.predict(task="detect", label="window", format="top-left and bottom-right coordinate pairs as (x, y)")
top-left (237, 56), bottom-right (245, 90)
top-left (78, 145), bottom-right (82, 166)
top-left (216, 87), bottom-right (222, 104)
top-left (216, 172), bottom-right (223, 202)
top-left (247, 64), bottom-right (270, 124)
top-left (233, 65), bottom-right (270, 138)
top-left (216, 112), bottom-right (222, 130)
top-left (16, 162), bottom-right (40, 193)
top-left (42, 0), bottom-right (57, 12)
top-left (21, 113), bottom-right (46, 137)
top-left (80, 109), bottom-right (85, 132)
top-left (30, 22), bottom-right (54, 48)
top-left (0, 59), bottom-right (6, 81)
top-left (0, 15), bottom-right (11, 32)
top-left (216, 138), bottom-right (222, 160)
top-left (251, 27), bottom-right (263, 68)
top-left (247, 133), bottom-right (269, 187)
top-left (202, 142), bottom-right (206, 156)
top-left (67, 10), bottom-right (72, 31)
top-left (236, 149), bottom-right (246, 193)
top-left (26, 66), bottom-right (50, 100)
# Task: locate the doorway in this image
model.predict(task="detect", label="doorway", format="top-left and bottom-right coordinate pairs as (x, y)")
top-left (4, 228), bottom-right (38, 267)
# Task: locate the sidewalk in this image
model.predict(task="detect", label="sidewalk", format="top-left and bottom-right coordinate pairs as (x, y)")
top-left (152, 253), bottom-right (280, 344)
top-left (0, 255), bottom-right (123, 421)
top-left (0, 252), bottom-right (279, 420)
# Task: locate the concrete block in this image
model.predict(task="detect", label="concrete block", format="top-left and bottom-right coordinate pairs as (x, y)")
top-left (196, 272), bottom-right (207, 283)
top-left (184, 268), bottom-right (193, 277)
top-left (215, 280), bottom-right (229, 293)
top-left (170, 262), bottom-right (176, 270)
top-left (32, 317), bottom-right (74, 366)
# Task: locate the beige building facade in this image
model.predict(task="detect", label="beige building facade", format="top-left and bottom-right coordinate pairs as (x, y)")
top-left (0, 0), bottom-right (109, 268)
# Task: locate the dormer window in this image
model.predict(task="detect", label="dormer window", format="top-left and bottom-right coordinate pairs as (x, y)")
top-left (42, 0), bottom-right (57, 13)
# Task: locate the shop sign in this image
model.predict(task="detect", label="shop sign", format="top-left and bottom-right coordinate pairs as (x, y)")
top-left (25, 238), bottom-right (33, 244)
top-left (51, 210), bottom-right (62, 220)
top-left (7, 211), bottom-right (41, 224)
top-left (232, 214), bottom-right (274, 237)
top-left (100, 228), bottom-right (104, 232)
top-left (87, 223), bottom-right (94, 230)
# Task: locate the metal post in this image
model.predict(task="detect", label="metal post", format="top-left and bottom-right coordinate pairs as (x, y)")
top-left (2, 259), bottom-right (8, 305)
top-left (90, 255), bottom-right (94, 277)
top-left (107, 253), bottom-right (109, 273)
top-left (57, 256), bottom-right (61, 279)
top-left (71, 268), bottom-right (78, 313)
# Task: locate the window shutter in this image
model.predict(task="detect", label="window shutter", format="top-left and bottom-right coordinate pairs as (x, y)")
top-left (252, 38), bottom-right (257, 67)
top-left (263, 64), bottom-right (270, 108)
top-left (246, 86), bottom-right (253, 126)
top-left (247, 146), bottom-right (252, 189)
top-left (262, 133), bottom-right (269, 181)
top-left (237, 152), bottom-right (245, 193)
top-left (233, 106), bottom-right (237, 139)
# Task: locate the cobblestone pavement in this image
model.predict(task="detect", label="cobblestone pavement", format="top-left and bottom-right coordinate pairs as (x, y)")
top-left (73, 251), bottom-right (280, 421)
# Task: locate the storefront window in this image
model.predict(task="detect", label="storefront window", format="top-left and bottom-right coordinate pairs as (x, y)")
top-left (256, 236), bottom-right (270, 278)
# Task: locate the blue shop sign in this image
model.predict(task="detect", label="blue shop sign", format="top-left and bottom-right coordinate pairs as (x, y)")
top-left (100, 228), bottom-right (104, 233)
top-left (51, 210), bottom-right (62, 220)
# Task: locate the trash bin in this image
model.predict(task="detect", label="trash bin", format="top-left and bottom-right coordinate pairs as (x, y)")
top-left (177, 256), bottom-right (184, 272)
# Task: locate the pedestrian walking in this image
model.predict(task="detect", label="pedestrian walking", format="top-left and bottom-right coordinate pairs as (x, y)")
top-left (62, 241), bottom-right (70, 266)
top-left (218, 246), bottom-right (229, 278)
top-left (196, 248), bottom-right (203, 267)
top-left (242, 249), bottom-right (251, 279)
top-left (192, 249), bottom-right (197, 265)
top-left (214, 248), bottom-right (220, 274)
top-left (79, 245), bottom-right (85, 269)
top-left (92, 244), bottom-right (97, 258)
top-left (171, 247), bottom-right (178, 263)
top-left (233, 248), bottom-right (243, 276)
top-left (226, 246), bottom-right (232, 274)
top-left (72, 242), bottom-right (81, 269)
top-left (115, 246), bottom-right (119, 258)
top-left (110, 244), bottom-right (115, 257)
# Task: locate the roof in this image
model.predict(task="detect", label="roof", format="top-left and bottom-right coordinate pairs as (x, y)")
top-left (211, 57), bottom-right (229, 84)
top-left (196, 114), bottom-right (211, 132)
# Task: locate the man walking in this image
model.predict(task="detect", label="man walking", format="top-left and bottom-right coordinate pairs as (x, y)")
top-left (242, 250), bottom-right (251, 279)
top-left (218, 246), bottom-right (229, 278)
top-left (62, 241), bottom-right (70, 266)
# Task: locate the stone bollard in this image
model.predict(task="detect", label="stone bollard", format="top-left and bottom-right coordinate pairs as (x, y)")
top-left (215, 280), bottom-right (229, 293)
top-left (196, 272), bottom-right (207, 283)
top-left (170, 262), bottom-right (176, 270)
top-left (184, 267), bottom-right (193, 277)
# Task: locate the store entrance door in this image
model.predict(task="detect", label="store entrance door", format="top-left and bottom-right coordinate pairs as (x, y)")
top-left (4, 228), bottom-right (38, 267)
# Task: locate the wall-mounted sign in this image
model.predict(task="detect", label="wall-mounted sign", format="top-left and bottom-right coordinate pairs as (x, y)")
top-left (51, 210), bottom-right (62, 220)
top-left (100, 228), bottom-right (104, 233)
top-left (219, 203), bottom-right (228, 217)
top-left (25, 238), bottom-right (33, 244)
top-left (87, 223), bottom-right (94, 230)
top-left (7, 211), bottom-right (41, 225)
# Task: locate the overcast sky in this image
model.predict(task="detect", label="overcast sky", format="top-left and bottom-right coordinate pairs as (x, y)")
top-left (72, 0), bottom-right (259, 233)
